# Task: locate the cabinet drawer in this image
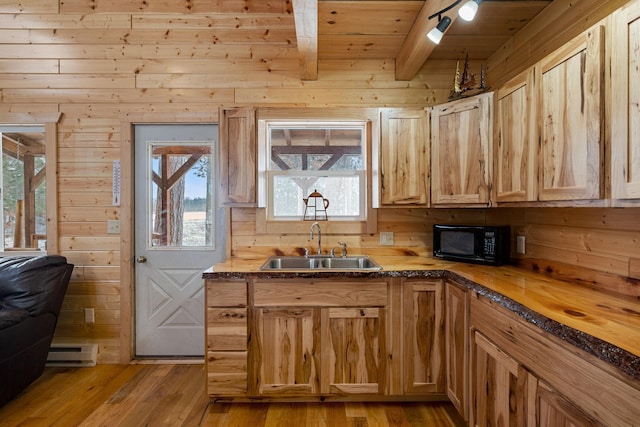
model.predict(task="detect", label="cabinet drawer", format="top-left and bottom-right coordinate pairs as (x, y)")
top-left (207, 308), bottom-right (247, 351)
top-left (207, 351), bottom-right (247, 396)
top-left (254, 280), bottom-right (388, 307)
top-left (206, 281), bottom-right (247, 307)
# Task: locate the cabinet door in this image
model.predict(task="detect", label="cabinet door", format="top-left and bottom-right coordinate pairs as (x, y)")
top-left (536, 380), bottom-right (602, 427)
top-left (445, 282), bottom-right (468, 420)
top-left (206, 281), bottom-right (248, 398)
top-left (403, 280), bottom-right (445, 394)
top-left (611, 2), bottom-right (640, 200)
top-left (538, 26), bottom-right (603, 201)
top-left (379, 108), bottom-right (429, 206)
top-left (495, 68), bottom-right (537, 202)
top-left (470, 331), bottom-right (528, 427)
top-left (218, 107), bottom-right (256, 206)
top-left (321, 307), bottom-right (387, 395)
top-left (431, 93), bottom-right (493, 206)
top-left (251, 308), bottom-right (320, 396)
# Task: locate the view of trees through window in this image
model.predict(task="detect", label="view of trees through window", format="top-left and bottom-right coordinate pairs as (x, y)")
top-left (149, 145), bottom-right (213, 248)
top-left (1, 129), bottom-right (47, 251)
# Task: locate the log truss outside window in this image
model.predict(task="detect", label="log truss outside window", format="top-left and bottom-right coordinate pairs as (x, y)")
top-left (259, 121), bottom-right (367, 221)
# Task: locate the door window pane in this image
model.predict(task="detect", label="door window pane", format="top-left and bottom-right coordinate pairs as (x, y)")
top-left (148, 143), bottom-right (214, 248)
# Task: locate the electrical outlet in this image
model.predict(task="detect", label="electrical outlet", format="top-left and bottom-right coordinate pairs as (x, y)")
top-left (380, 232), bottom-right (394, 246)
top-left (107, 220), bottom-right (120, 234)
top-left (84, 308), bottom-right (95, 324)
top-left (516, 235), bottom-right (526, 254)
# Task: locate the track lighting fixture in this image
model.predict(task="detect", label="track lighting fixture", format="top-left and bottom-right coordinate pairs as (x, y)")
top-left (459, 0), bottom-right (483, 22)
top-left (427, 16), bottom-right (452, 44)
top-left (426, 0), bottom-right (483, 44)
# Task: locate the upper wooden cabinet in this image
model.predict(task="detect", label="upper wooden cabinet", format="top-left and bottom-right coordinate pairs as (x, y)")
top-left (537, 26), bottom-right (604, 201)
top-left (494, 68), bottom-right (537, 203)
top-left (431, 93), bottom-right (493, 206)
top-left (218, 107), bottom-right (256, 206)
top-left (379, 108), bottom-right (430, 207)
top-left (494, 25), bottom-right (604, 204)
top-left (611, 2), bottom-right (640, 200)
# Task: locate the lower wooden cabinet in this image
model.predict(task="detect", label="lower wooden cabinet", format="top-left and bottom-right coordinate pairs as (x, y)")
top-left (252, 307), bottom-right (320, 396)
top-left (469, 292), bottom-right (640, 427)
top-left (470, 330), bottom-right (527, 427)
top-left (205, 281), bottom-right (248, 397)
top-left (445, 281), bottom-right (468, 420)
top-left (322, 307), bottom-right (386, 395)
top-left (470, 329), bottom-right (602, 427)
top-left (535, 380), bottom-right (602, 427)
top-left (250, 279), bottom-right (389, 398)
top-left (402, 279), bottom-right (445, 394)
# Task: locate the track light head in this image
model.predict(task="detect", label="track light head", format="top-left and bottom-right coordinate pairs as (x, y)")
top-left (427, 16), bottom-right (452, 44)
top-left (459, 0), bottom-right (482, 22)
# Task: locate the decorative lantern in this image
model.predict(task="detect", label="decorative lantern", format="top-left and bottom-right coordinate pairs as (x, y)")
top-left (303, 189), bottom-right (329, 221)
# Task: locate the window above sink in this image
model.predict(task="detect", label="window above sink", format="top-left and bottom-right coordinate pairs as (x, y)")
top-left (256, 109), bottom-right (378, 236)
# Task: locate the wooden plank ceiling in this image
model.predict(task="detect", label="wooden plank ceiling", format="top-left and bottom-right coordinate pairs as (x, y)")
top-left (296, 0), bottom-right (552, 80)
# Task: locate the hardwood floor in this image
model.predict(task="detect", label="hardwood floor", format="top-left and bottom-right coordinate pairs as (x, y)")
top-left (0, 364), bottom-right (466, 426)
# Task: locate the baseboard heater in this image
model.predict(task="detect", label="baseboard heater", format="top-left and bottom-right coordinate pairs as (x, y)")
top-left (46, 343), bottom-right (98, 367)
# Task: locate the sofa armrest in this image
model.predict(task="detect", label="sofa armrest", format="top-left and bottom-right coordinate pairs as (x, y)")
top-left (0, 308), bottom-right (29, 330)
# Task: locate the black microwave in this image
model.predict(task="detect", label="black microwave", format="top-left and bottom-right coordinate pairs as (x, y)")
top-left (433, 224), bottom-right (510, 266)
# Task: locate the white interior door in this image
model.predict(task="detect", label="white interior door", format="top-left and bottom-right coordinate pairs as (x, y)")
top-left (134, 124), bottom-right (225, 357)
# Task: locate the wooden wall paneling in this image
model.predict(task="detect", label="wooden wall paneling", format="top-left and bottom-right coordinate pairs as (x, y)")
top-left (59, 58), bottom-right (300, 74)
top-left (131, 13), bottom-right (294, 30)
top-left (59, 192), bottom-right (115, 207)
top-left (59, 0), bottom-right (293, 14)
top-left (59, 207), bottom-right (119, 223)
top-left (60, 250), bottom-right (119, 267)
top-left (235, 87), bottom-right (446, 108)
top-left (59, 178), bottom-right (113, 192)
top-left (0, 13), bottom-right (132, 29)
top-left (0, 73), bottom-right (136, 89)
top-left (0, 88), bottom-right (236, 104)
top-left (0, 0), bottom-right (59, 13)
top-left (0, 29), bottom-right (296, 45)
top-left (0, 59), bottom-right (58, 73)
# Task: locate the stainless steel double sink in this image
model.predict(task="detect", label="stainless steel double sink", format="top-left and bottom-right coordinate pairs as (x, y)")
top-left (259, 255), bottom-right (382, 271)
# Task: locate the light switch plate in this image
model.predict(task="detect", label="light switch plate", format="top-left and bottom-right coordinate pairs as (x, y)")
top-left (380, 232), bottom-right (394, 246)
top-left (516, 235), bottom-right (526, 254)
top-left (84, 308), bottom-right (95, 323)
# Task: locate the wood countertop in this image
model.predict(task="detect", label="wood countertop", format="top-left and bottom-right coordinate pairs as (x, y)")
top-left (204, 255), bottom-right (640, 380)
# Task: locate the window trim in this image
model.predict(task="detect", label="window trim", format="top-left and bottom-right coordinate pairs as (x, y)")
top-left (0, 114), bottom-right (61, 256)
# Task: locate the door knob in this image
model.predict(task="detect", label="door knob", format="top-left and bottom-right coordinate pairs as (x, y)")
top-left (136, 256), bottom-right (147, 263)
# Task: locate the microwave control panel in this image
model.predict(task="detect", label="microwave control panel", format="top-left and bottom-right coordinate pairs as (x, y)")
top-left (483, 231), bottom-right (496, 257)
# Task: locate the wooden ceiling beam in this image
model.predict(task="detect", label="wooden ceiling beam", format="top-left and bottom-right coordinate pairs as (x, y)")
top-left (395, 0), bottom-right (462, 81)
top-left (292, 0), bottom-right (319, 80)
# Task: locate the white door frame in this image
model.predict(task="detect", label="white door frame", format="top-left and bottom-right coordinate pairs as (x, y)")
top-left (119, 112), bottom-right (221, 363)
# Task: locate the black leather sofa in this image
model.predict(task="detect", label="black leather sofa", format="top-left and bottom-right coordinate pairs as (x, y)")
top-left (0, 255), bottom-right (74, 406)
